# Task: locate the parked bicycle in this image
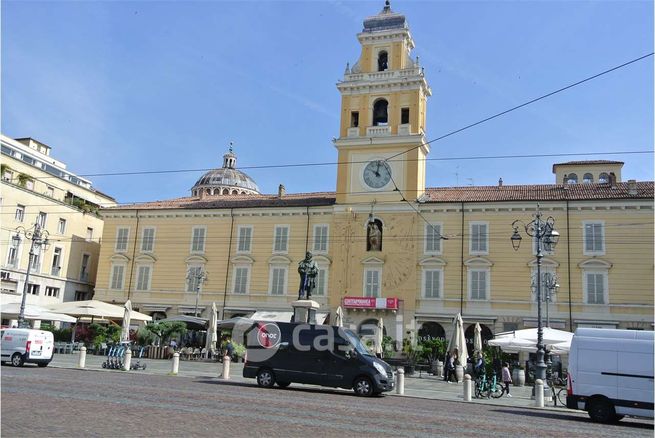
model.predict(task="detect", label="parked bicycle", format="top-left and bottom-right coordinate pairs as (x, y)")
top-left (474, 372), bottom-right (503, 399)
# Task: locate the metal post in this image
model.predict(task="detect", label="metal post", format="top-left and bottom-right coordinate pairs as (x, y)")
top-left (194, 284), bottom-right (200, 317)
top-left (14, 223), bottom-right (49, 329)
top-left (18, 242), bottom-right (36, 328)
top-left (534, 213), bottom-right (549, 399)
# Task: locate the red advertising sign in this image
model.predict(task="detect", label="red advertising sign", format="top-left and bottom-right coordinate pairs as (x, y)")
top-left (342, 297), bottom-right (398, 310)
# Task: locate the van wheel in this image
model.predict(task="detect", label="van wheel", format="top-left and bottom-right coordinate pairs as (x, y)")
top-left (588, 397), bottom-right (615, 423)
top-left (612, 415), bottom-right (624, 422)
top-left (353, 376), bottom-right (374, 397)
top-left (256, 369), bottom-right (276, 388)
top-left (11, 353), bottom-right (24, 367)
top-left (277, 381), bottom-right (291, 388)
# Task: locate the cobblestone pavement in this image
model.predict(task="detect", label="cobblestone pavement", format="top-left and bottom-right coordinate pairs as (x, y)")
top-left (2, 364), bottom-right (652, 437)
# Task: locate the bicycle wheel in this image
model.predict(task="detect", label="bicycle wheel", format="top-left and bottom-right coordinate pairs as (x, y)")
top-left (557, 388), bottom-right (567, 407)
top-left (474, 384), bottom-right (482, 399)
top-left (490, 383), bottom-right (504, 399)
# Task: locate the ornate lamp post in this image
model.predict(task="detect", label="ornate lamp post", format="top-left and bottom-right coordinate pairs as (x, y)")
top-left (186, 267), bottom-right (207, 317)
top-left (12, 223), bottom-right (50, 328)
top-left (510, 205), bottom-right (559, 398)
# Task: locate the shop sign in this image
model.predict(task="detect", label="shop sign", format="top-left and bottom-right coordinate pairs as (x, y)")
top-left (342, 297), bottom-right (398, 310)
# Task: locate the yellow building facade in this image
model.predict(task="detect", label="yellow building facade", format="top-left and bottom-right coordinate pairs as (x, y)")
top-left (1, 135), bottom-right (116, 325)
top-left (93, 4), bottom-right (653, 344)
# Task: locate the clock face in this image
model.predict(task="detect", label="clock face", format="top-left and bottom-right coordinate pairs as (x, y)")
top-left (363, 160), bottom-right (392, 189)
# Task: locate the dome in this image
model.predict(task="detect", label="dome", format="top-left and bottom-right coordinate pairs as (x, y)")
top-left (191, 147), bottom-right (260, 197)
top-left (363, 1), bottom-right (407, 32)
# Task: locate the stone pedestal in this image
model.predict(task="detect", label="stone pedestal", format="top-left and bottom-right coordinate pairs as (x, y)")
top-left (291, 300), bottom-right (320, 324)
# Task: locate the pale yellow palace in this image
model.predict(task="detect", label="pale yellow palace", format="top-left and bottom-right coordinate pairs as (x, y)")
top-left (93, 3), bottom-right (654, 345)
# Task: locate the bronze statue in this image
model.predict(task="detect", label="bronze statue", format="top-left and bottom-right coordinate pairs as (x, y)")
top-left (298, 251), bottom-right (319, 299)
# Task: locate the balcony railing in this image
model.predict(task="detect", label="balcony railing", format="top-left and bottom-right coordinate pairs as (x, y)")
top-left (366, 126), bottom-right (391, 137)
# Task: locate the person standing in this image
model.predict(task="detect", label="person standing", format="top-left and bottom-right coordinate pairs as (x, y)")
top-left (501, 362), bottom-right (513, 397)
top-left (443, 351), bottom-right (452, 383)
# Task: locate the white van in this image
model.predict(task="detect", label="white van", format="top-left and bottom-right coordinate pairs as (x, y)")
top-left (567, 328), bottom-right (654, 422)
top-left (0, 328), bottom-right (54, 367)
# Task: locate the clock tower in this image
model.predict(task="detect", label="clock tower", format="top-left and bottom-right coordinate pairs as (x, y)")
top-left (334, 1), bottom-right (431, 205)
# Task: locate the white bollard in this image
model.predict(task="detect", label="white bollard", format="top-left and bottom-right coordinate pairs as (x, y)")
top-left (171, 352), bottom-right (180, 375)
top-left (222, 355), bottom-right (231, 380)
top-left (535, 379), bottom-right (544, 408)
top-left (463, 374), bottom-right (472, 401)
top-left (78, 346), bottom-right (87, 369)
top-left (396, 367), bottom-right (405, 395)
top-left (123, 348), bottom-right (132, 371)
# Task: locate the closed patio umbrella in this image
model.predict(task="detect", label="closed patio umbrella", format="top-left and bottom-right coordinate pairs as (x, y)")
top-left (334, 306), bottom-right (344, 328)
top-left (473, 322), bottom-right (483, 355)
top-left (374, 318), bottom-right (384, 356)
top-left (120, 300), bottom-right (132, 343)
top-left (205, 302), bottom-right (218, 357)
top-left (447, 313), bottom-right (468, 370)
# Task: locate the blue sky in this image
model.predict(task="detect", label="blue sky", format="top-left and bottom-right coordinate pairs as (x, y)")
top-left (2, 0), bottom-right (653, 204)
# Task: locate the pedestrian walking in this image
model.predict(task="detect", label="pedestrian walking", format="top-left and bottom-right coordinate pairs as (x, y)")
top-left (502, 362), bottom-right (513, 397)
top-left (473, 352), bottom-right (484, 378)
top-left (443, 351), bottom-right (452, 383)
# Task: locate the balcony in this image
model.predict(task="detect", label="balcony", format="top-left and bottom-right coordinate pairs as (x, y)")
top-left (366, 126), bottom-right (391, 137)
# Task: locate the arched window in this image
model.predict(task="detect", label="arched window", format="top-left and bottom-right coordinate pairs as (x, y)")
top-left (598, 173), bottom-right (609, 183)
top-left (377, 51), bottom-right (388, 71)
top-left (418, 322), bottom-right (445, 342)
top-left (359, 318), bottom-right (386, 336)
top-left (566, 173), bottom-right (578, 184)
top-left (464, 323), bottom-right (494, 356)
top-left (583, 173), bottom-right (594, 183)
top-left (231, 189), bottom-right (238, 195)
top-left (373, 99), bottom-right (388, 126)
top-left (206, 188), bottom-right (211, 194)
top-left (222, 188), bottom-right (229, 195)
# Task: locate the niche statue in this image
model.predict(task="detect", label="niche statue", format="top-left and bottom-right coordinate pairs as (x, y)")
top-left (297, 251), bottom-right (319, 299)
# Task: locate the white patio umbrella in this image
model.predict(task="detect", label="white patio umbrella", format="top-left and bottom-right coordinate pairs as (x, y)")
top-left (374, 318), bottom-right (384, 356)
top-left (473, 322), bottom-right (483, 355)
top-left (0, 302), bottom-right (76, 323)
top-left (488, 327), bottom-right (573, 353)
top-left (47, 300), bottom-right (152, 321)
top-left (205, 302), bottom-right (218, 357)
top-left (120, 300), bottom-right (132, 343)
top-left (447, 313), bottom-right (468, 369)
top-left (334, 306), bottom-right (344, 328)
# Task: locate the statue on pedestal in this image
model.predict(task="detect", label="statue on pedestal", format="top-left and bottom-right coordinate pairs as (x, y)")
top-left (297, 251), bottom-right (319, 299)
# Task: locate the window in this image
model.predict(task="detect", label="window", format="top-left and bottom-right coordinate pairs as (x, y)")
top-left (585, 272), bottom-right (607, 305)
top-left (584, 222), bottom-right (604, 255)
top-left (273, 226), bottom-right (289, 253)
top-left (350, 111), bottom-right (359, 128)
top-left (45, 287), bottom-right (59, 298)
top-left (141, 227), bottom-right (155, 252)
top-left (86, 227), bottom-right (94, 241)
top-left (364, 268), bottom-right (381, 297)
top-left (566, 173), bottom-right (578, 184)
top-left (25, 179), bottom-right (34, 190)
top-left (598, 173), bottom-right (609, 184)
top-left (469, 270), bottom-right (488, 300)
top-left (6, 238), bottom-right (20, 267)
top-left (186, 266), bottom-right (205, 293)
top-left (30, 245), bottom-right (42, 273)
top-left (377, 50), bottom-right (388, 71)
top-left (57, 218), bottom-right (66, 234)
top-left (80, 254), bottom-right (90, 281)
top-left (15, 205), bottom-right (25, 222)
top-left (401, 107), bottom-right (410, 125)
top-left (233, 267), bottom-right (250, 294)
top-left (115, 227), bottom-right (129, 252)
top-left (110, 265), bottom-right (125, 290)
top-left (470, 222), bottom-right (488, 254)
top-left (45, 186), bottom-right (54, 197)
top-left (313, 225), bottom-right (329, 253)
top-left (237, 226), bottom-right (252, 252)
top-left (51, 247), bottom-right (63, 276)
top-left (191, 227), bottom-right (206, 253)
top-left (269, 266), bottom-right (287, 295)
top-left (37, 212), bottom-right (47, 228)
top-left (27, 284), bottom-right (39, 295)
top-left (373, 99), bottom-right (388, 126)
top-left (315, 268), bottom-right (328, 296)
top-left (3, 169), bottom-right (13, 181)
top-left (425, 224), bottom-right (442, 254)
top-left (74, 291), bottom-right (88, 301)
top-left (583, 173), bottom-right (594, 183)
top-left (135, 265), bottom-right (151, 291)
top-left (423, 269), bottom-right (442, 298)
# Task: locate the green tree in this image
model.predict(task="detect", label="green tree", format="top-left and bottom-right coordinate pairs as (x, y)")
top-left (143, 321), bottom-right (187, 345)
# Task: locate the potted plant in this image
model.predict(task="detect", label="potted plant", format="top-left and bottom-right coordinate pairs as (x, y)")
top-left (418, 338), bottom-right (447, 375)
top-left (232, 342), bottom-right (246, 362)
top-left (402, 339), bottom-right (423, 375)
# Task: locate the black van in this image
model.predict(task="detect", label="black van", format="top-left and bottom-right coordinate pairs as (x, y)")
top-left (242, 321), bottom-right (394, 396)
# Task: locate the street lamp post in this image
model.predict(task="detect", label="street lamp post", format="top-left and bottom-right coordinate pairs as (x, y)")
top-left (187, 267), bottom-right (207, 317)
top-left (510, 204), bottom-right (559, 399)
top-left (12, 223), bottom-right (50, 328)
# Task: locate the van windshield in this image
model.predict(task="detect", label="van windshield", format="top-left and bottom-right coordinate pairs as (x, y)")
top-left (342, 329), bottom-right (373, 356)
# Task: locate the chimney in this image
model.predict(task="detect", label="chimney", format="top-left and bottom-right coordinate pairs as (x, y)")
top-left (278, 184), bottom-right (286, 198)
top-left (498, 178), bottom-right (503, 187)
top-left (628, 179), bottom-right (638, 195)
top-left (609, 172), bottom-right (617, 189)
